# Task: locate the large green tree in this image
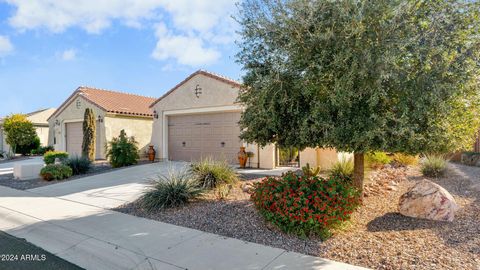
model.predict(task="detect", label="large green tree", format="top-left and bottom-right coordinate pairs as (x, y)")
top-left (236, 0), bottom-right (480, 193)
top-left (82, 108), bottom-right (96, 161)
top-left (2, 114), bottom-right (38, 155)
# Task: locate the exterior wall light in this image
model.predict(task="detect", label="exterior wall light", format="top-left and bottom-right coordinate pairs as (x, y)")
top-left (98, 115), bottom-right (104, 123)
top-left (153, 110), bottom-right (159, 119)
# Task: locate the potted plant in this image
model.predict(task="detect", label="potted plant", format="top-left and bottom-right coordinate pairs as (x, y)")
top-left (238, 147), bottom-right (248, 168)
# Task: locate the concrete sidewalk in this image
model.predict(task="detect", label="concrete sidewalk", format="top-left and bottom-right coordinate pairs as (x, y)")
top-left (0, 162), bottom-right (368, 270)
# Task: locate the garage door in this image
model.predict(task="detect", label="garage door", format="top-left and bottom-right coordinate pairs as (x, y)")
top-left (66, 122), bottom-right (83, 157)
top-left (168, 112), bottom-right (242, 164)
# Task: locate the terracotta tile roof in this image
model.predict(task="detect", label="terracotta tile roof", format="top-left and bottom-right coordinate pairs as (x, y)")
top-left (150, 70), bottom-right (242, 108)
top-left (49, 87), bottom-right (156, 120)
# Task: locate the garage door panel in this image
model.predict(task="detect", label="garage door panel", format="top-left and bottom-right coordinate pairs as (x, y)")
top-left (168, 112), bottom-right (241, 164)
top-left (66, 122), bottom-right (83, 157)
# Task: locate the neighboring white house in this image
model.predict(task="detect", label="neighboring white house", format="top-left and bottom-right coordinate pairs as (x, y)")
top-left (0, 108), bottom-right (56, 153)
top-left (48, 87), bottom-right (156, 159)
top-left (149, 70), bottom-right (341, 169)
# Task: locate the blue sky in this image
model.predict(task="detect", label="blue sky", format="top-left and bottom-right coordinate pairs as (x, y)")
top-left (0, 0), bottom-right (242, 116)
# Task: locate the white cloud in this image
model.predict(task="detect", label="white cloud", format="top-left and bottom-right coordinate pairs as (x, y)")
top-left (60, 49), bottom-right (77, 61)
top-left (152, 23), bottom-right (220, 66)
top-left (4, 0), bottom-right (237, 65)
top-left (0, 35), bottom-right (14, 57)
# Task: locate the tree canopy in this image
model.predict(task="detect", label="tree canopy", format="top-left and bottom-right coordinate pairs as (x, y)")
top-left (2, 114), bottom-right (38, 154)
top-left (236, 0), bottom-right (480, 155)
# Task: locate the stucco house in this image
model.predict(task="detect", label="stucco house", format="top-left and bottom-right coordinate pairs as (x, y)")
top-left (149, 70), bottom-right (341, 169)
top-left (0, 108), bottom-right (56, 153)
top-left (48, 87), bottom-right (156, 159)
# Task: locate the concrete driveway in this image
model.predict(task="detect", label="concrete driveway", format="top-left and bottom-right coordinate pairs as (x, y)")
top-left (0, 161), bottom-right (367, 270)
top-left (28, 161), bottom-right (189, 208)
top-left (0, 157), bottom-right (43, 176)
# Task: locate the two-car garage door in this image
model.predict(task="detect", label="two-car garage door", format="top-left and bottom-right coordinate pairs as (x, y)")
top-left (168, 112), bottom-right (242, 164)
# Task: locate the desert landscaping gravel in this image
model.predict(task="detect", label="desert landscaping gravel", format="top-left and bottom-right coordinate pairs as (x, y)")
top-left (116, 163), bottom-right (480, 270)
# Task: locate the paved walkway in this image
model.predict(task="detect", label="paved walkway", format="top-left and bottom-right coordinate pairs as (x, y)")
top-left (0, 162), bottom-right (367, 270)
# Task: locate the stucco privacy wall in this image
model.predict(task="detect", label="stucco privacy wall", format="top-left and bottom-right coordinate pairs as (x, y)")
top-left (150, 72), bottom-right (277, 169)
top-left (48, 96), bottom-right (107, 158)
top-left (104, 115), bottom-right (153, 157)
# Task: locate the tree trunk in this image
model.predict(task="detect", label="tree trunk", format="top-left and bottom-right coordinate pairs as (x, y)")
top-left (353, 152), bottom-right (364, 196)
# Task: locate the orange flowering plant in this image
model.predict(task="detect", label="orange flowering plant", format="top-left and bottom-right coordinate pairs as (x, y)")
top-left (251, 172), bottom-right (361, 239)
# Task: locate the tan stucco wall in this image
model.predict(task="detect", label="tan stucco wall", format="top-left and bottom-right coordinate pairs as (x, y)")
top-left (299, 148), bottom-right (318, 168)
top-left (28, 108), bottom-right (56, 125)
top-left (155, 73), bottom-right (239, 112)
top-left (0, 128), bottom-right (5, 152)
top-left (104, 115), bottom-right (153, 158)
top-left (244, 143), bottom-right (276, 169)
top-left (299, 147), bottom-right (340, 170)
top-left (49, 95), bottom-right (153, 159)
top-left (48, 96), bottom-right (106, 155)
top-left (35, 126), bottom-right (49, 146)
top-left (151, 73), bottom-right (240, 156)
top-left (150, 73), bottom-right (277, 168)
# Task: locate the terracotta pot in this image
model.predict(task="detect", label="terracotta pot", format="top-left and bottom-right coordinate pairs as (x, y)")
top-left (238, 147), bottom-right (248, 168)
top-left (148, 145), bottom-right (156, 162)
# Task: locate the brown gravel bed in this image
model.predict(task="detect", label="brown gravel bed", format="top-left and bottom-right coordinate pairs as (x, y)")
top-left (115, 165), bottom-right (480, 270)
top-left (0, 160), bottom-right (157, 190)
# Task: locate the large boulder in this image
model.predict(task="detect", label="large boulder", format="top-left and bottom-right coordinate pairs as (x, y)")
top-left (398, 180), bottom-right (459, 221)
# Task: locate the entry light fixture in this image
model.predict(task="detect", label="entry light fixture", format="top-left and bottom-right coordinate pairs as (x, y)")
top-left (55, 119), bottom-right (60, 126)
top-left (98, 115), bottom-right (104, 123)
top-left (153, 110), bottom-right (159, 119)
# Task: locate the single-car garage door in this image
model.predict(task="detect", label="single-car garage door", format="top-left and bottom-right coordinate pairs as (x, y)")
top-left (66, 122), bottom-right (83, 157)
top-left (168, 112), bottom-right (242, 164)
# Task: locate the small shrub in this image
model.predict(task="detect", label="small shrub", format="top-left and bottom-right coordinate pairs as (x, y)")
top-left (16, 136), bottom-right (41, 155)
top-left (328, 157), bottom-right (354, 181)
top-left (44, 151), bottom-right (69, 165)
top-left (216, 184), bottom-right (233, 200)
top-left (189, 157), bottom-right (238, 189)
top-left (251, 172), bottom-right (361, 239)
top-left (301, 163), bottom-right (320, 177)
top-left (31, 145), bottom-right (55, 156)
top-left (393, 153), bottom-right (418, 166)
top-left (421, 154), bottom-right (448, 177)
top-left (40, 164), bottom-right (73, 181)
top-left (140, 171), bottom-right (204, 211)
top-left (365, 152), bottom-right (392, 169)
top-left (64, 156), bottom-right (92, 175)
top-left (106, 130), bottom-right (139, 168)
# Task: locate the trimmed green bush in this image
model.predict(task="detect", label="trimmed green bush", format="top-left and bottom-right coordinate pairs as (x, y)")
top-left (328, 157), bottom-right (354, 181)
top-left (40, 164), bottom-right (73, 181)
top-left (140, 171), bottom-right (204, 211)
top-left (251, 172), bottom-right (361, 239)
top-left (393, 153), bottom-right (418, 166)
top-left (365, 152), bottom-right (392, 169)
top-left (106, 130), bottom-right (139, 168)
top-left (189, 157), bottom-right (239, 189)
top-left (44, 151), bottom-right (69, 165)
top-left (31, 145), bottom-right (55, 156)
top-left (421, 154), bottom-right (448, 177)
top-left (16, 136), bottom-right (40, 155)
top-left (64, 156), bottom-right (92, 175)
